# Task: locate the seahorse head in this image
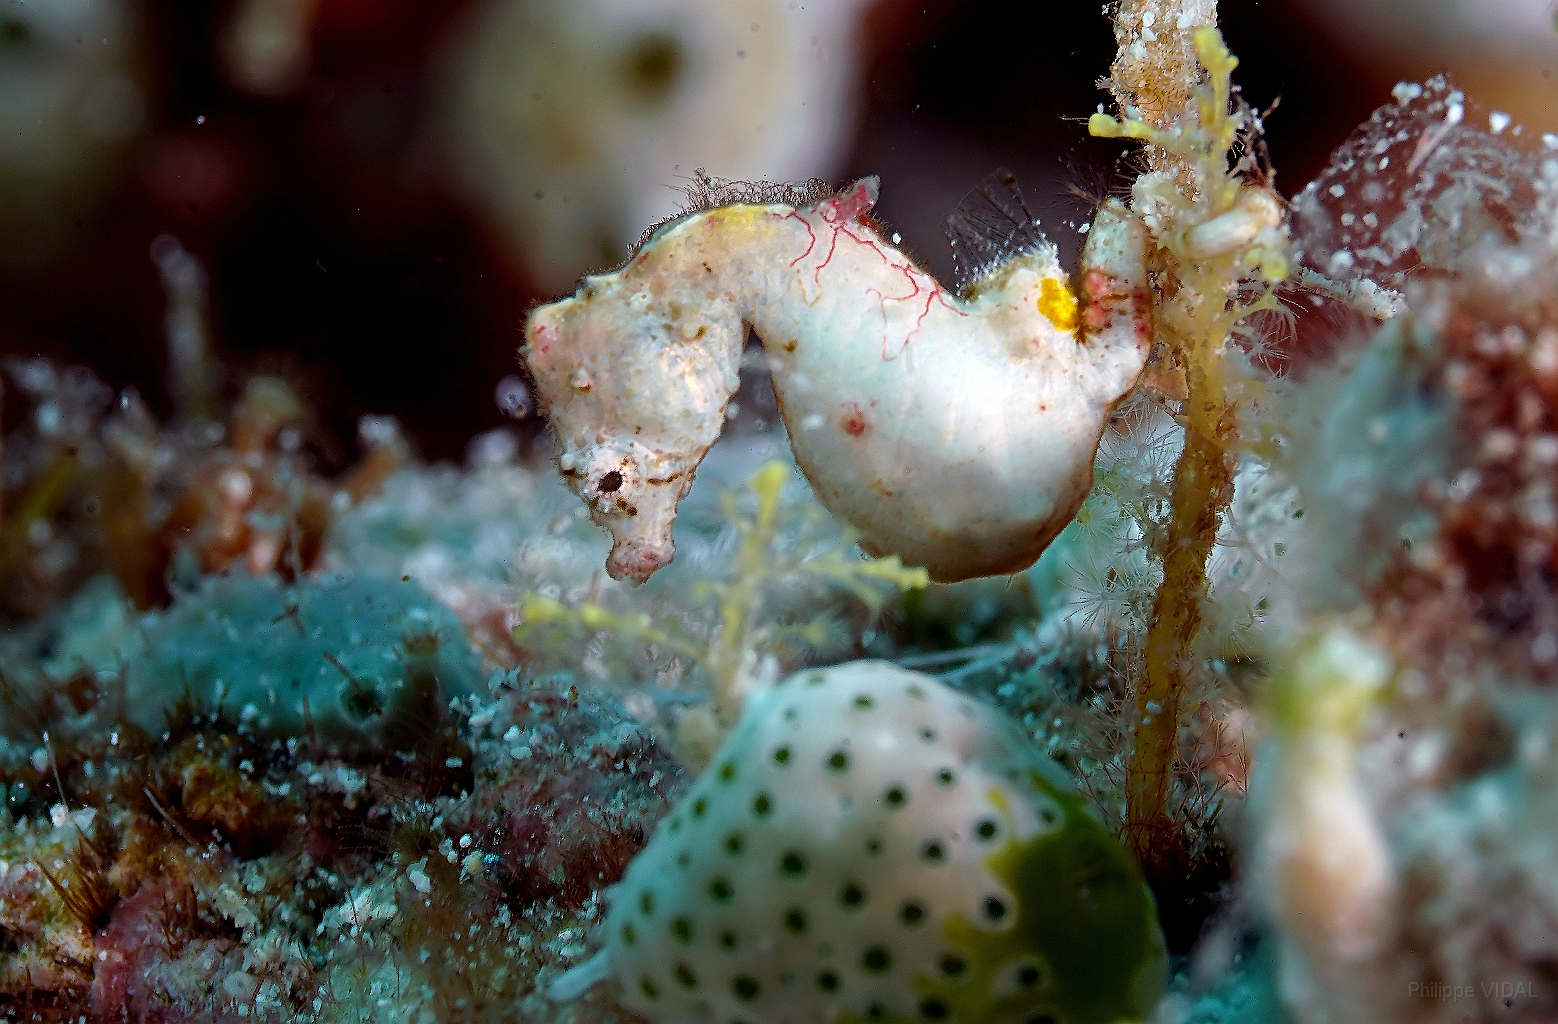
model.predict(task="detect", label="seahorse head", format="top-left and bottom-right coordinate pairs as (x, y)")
top-left (555, 435), bottom-right (688, 583)
top-left (524, 264), bottom-right (745, 584)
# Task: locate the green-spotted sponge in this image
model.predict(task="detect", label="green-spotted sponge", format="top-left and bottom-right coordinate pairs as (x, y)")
top-left (551, 661), bottom-right (1166, 1024)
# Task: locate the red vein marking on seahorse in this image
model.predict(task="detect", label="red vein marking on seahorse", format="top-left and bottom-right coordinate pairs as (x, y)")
top-left (824, 221), bottom-right (966, 360)
top-left (792, 195), bottom-right (899, 286)
top-left (841, 223), bottom-right (918, 294)
top-left (822, 180), bottom-right (875, 224)
top-left (780, 178), bottom-right (877, 276)
top-left (783, 201), bottom-right (970, 358)
top-left (816, 217), bottom-right (907, 292)
top-left (861, 238), bottom-right (925, 355)
top-left (801, 189), bottom-right (878, 285)
top-left (811, 224), bottom-right (847, 287)
top-left (886, 281), bottom-right (966, 360)
top-left (776, 209), bottom-right (819, 268)
top-left (866, 266), bottom-right (967, 360)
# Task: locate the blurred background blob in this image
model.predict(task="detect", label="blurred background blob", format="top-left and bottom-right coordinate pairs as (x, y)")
top-left (439, 0), bottom-right (871, 292)
top-left (1305, 0), bottom-right (1558, 132)
top-left (0, 0), bottom-right (148, 270)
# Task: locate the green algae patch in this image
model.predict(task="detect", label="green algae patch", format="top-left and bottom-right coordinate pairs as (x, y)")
top-left (911, 781), bottom-right (1166, 1024)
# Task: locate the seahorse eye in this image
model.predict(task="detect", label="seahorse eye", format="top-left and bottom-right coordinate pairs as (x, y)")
top-left (599, 470), bottom-right (624, 493)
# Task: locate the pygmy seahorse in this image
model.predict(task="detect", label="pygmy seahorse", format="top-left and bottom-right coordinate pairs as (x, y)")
top-left (523, 176), bottom-right (1151, 584)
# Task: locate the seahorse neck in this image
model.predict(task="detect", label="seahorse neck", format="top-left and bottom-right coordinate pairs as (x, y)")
top-left (654, 203), bottom-right (819, 328)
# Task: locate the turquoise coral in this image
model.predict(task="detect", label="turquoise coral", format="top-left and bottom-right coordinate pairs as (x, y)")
top-left (122, 570), bottom-right (483, 746)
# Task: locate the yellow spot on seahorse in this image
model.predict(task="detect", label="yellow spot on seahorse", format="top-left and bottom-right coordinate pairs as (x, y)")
top-left (1038, 277), bottom-right (1078, 332)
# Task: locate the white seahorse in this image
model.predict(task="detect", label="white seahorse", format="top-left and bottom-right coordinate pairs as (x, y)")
top-left (523, 175), bottom-right (1152, 584)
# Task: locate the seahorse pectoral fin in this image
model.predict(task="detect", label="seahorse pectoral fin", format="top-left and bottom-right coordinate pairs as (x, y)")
top-left (945, 167), bottom-right (1051, 292)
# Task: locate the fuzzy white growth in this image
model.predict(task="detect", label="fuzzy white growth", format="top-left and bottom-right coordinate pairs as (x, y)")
top-left (524, 179), bottom-right (1152, 584)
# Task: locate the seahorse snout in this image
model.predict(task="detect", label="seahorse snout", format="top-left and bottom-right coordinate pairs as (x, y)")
top-left (601, 479), bottom-right (682, 584)
top-left (557, 439), bottom-right (689, 584)
top-left (607, 536), bottom-right (674, 585)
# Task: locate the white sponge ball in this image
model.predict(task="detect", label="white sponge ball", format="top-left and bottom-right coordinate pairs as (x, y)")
top-left (590, 661), bottom-right (1165, 1024)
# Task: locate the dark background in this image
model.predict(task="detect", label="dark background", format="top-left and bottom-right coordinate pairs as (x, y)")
top-left (0, 0), bottom-right (1492, 465)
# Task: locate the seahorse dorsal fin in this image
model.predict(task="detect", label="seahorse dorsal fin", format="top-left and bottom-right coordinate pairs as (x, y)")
top-left (946, 168), bottom-right (1049, 292)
